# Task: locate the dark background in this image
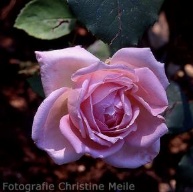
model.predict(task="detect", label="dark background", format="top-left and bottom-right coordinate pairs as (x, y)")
top-left (0, 0), bottom-right (193, 191)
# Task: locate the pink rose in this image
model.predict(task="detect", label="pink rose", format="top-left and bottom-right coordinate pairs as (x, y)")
top-left (32, 46), bottom-right (169, 168)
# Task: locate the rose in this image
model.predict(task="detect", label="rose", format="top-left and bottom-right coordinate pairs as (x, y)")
top-left (32, 46), bottom-right (169, 168)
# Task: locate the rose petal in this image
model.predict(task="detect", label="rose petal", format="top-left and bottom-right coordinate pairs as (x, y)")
top-left (32, 87), bottom-right (82, 164)
top-left (104, 105), bottom-right (168, 168)
top-left (92, 83), bottom-right (121, 105)
top-left (93, 90), bottom-right (120, 128)
top-left (67, 81), bottom-right (90, 138)
top-left (69, 87), bottom-right (121, 146)
top-left (125, 107), bottom-right (168, 148)
top-left (117, 90), bottom-right (132, 127)
top-left (35, 46), bottom-right (100, 96)
top-left (133, 67), bottom-right (168, 115)
top-left (72, 61), bottom-right (137, 85)
top-left (104, 140), bottom-right (160, 168)
top-left (111, 48), bottom-right (169, 89)
top-left (60, 116), bottom-right (125, 158)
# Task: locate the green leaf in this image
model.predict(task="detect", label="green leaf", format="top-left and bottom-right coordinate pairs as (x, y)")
top-left (67, 0), bottom-right (164, 52)
top-left (176, 147), bottom-right (193, 191)
top-left (14, 0), bottom-right (76, 39)
top-left (166, 81), bottom-right (182, 106)
top-left (87, 40), bottom-right (110, 61)
top-left (27, 74), bottom-right (45, 98)
top-left (165, 82), bottom-right (193, 134)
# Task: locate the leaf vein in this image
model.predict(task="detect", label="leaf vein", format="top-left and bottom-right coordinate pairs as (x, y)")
top-left (110, 0), bottom-right (122, 46)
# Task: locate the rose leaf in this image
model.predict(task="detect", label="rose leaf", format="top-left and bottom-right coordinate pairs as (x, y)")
top-left (87, 40), bottom-right (110, 61)
top-left (176, 147), bottom-right (193, 190)
top-left (14, 0), bottom-right (76, 39)
top-left (67, 0), bottom-right (164, 52)
top-left (27, 74), bottom-right (45, 98)
top-left (165, 82), bottom-right (193, 134)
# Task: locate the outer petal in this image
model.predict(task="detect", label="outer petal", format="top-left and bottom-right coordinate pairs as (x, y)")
top-left (104, 140), bottom-right (160, 168)
top-left (110, 48), bottom-right (169, 89)
top-left (133, 67), bottom-right (168, 115)
top-left (125, 107), bottom-right (168, 148)
top-left (32, 87), bottom-right (82, 164)
top-left (35, 46), bottom-right (100, 96)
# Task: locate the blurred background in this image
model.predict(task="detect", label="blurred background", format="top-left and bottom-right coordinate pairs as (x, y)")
top-left (0, 0), bottom-right (193, 191)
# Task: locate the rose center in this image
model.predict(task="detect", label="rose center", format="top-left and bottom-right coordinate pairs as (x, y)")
top-left (104, 104), bottom-right (124, 128)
